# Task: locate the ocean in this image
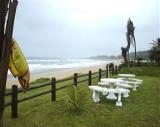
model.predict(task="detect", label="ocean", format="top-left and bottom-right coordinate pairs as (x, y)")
top-left (8, 57), bottom-right (114, 75)
top-left (27, 58), bottom-right (113, 74)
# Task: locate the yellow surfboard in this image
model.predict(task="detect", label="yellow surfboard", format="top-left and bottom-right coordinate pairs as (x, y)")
top-left (9, 39), bottom-right (30, 89)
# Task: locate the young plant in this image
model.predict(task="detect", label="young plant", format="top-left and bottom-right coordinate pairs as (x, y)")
top-left (66, 85), bottom-right (86, 112)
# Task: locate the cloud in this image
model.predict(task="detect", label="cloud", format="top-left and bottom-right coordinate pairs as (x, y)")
top-left (13, 0), bottom-right (159, 58)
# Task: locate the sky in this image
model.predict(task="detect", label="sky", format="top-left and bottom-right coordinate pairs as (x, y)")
top-left (13, 0), bottom-right (160, 58)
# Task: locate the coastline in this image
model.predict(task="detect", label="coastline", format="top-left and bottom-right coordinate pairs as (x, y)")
top-left (6, 59), bottom-right (122, 88)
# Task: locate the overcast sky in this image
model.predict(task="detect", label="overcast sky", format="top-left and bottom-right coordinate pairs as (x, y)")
top-left (13, 0), bottom-right (160, 58)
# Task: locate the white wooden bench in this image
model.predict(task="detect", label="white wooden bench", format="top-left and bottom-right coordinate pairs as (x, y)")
top-left (115, 82), bottom-right (133, 89)
top-left (88, 86), bottom-right (108, 102)
top-left (117, 78), bottom-right (143, 91)
top-left (128, 78), bottom-right (143, 83)
top-left (124, 81), bottom-right (142, 91)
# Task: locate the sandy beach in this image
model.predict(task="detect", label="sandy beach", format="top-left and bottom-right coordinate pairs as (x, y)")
top-left (6, 60), bottom-right (121, 88)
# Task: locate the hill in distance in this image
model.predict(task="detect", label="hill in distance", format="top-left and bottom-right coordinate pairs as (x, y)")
top-left (89, 50), bottom-right (150, 60)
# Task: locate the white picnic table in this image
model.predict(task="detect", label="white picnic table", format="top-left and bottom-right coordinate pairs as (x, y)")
top-left (100, 78), bottom-right (124, 86)
top-left (118, 74), bottom-right (143, 91)
top-left (89, 86), bottom-right (129, 107)
top-left (100, 77), bottom-right (130, 96)
top-left (89, 74), bottom-right (143, 107)
top-left (100, 78), bottom-right (131, 89)
top-left (118, 74), bottom-right (135, 79)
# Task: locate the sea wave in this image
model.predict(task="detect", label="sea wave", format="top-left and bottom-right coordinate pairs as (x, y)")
top-left (8, 58), bottom-right (113, 74)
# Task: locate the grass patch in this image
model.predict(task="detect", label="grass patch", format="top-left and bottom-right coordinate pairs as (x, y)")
top-left (30, 78), bottom-right (50, 85)
top-left (3, 74), bottom-right (160, 127)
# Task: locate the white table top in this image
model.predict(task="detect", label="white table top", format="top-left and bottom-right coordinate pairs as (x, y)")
top-left (100, 78), bottom-right (124, 84)
top-left (129, 78), bottom-right (143, 82)
top-left (118, 74), bottom-right (135, 78)
top-left (98, 82), bottom-right (110, 85)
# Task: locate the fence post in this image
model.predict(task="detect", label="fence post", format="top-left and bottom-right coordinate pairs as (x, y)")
top-left (108, 65), bottom-right (110, 78)
top-left (51, 77), bottom-right (56, 102)
top-left (99, 69), bottom-right (101, 81)
top-left (11, 85), bottom-right (18, 118)
top-left (88, 71), bottom-right (92, 86)
top-left (106, 65), bottom-right (109, 78)
top-left (112, 64), bottom-right (115, 76)
top-left (74, 73), bottom-right (77, 87)
top-left (115, 65), bottom-right (118, 75)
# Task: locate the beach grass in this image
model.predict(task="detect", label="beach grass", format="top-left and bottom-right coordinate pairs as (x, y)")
top-left (30, 78), bottom-right (50, 85)
top-left (3, 72), bottom-right (160, 127)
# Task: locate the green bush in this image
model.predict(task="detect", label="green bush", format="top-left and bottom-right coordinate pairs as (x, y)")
top-left (149, 38), bottom-right (160, 66)
top-left (119, 61), bottom-right (155, 68)
top-left (119, 66), bottom-right (160, 77)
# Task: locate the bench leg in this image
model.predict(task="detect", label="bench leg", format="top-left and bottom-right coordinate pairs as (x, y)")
top-left (123, 92), bottom-right (129, 97)
top-left (133, 83), bottom-right (138, 91)
top-left (123, 90), bottom-right (129, 97)
top-left (116, 92), bottom-right (122, 107)
top-left (92, 91), bottom-right (100, 102)
top-left (106, 91), bottom-right (117, 100)
top-left (102, 92), bottom-right (108, 95)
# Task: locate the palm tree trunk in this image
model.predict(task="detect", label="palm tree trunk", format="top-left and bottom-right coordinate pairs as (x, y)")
top-left (0, 1), bottom-right (9, 126)
top-left (127, 50), bottom-right (130, 69)
top-left (132, 35), bottom-right (136, 61)
top-left (0, 1), bottom-right (18, 126)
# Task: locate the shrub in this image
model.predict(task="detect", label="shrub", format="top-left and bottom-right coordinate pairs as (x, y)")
top-left (109, 62), bottom-right (114, 68)
top-left (149, 38), bottom-right (160, 66)
top-left (66, 85), bottom-right (87, 112)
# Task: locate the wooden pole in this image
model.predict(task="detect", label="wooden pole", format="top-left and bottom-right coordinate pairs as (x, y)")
top-left (115, 65), bottom-right (118, 75)
top-left (112, 64), bottom-right (114, 76)
top-left (106, 65), bottom-right (109, 78)
top-left (0, 0), bottom-right (18, 125)
top-left (107, 65), bottom-right (109, 78)
top-left (51, 78), bottom-right (56, 102)
top-left (88, 71), bottom-right (92, 86)
top-left (11, 85), bottom-right (18, 118)
top-left (73, 73), bottom-right (77, 87)
top-left (98, 68), bottom-right (101, 82)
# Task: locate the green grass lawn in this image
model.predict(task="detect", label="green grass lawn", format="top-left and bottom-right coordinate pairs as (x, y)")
top-left (3, 75), bottom-right (160, 127)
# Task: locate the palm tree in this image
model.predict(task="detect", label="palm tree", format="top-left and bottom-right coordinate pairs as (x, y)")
top-left (149, 38), bottom-right (160, 66)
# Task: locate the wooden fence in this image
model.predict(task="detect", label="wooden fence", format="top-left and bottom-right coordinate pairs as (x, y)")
top-left (4, 65), bottom-right (118, 118)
